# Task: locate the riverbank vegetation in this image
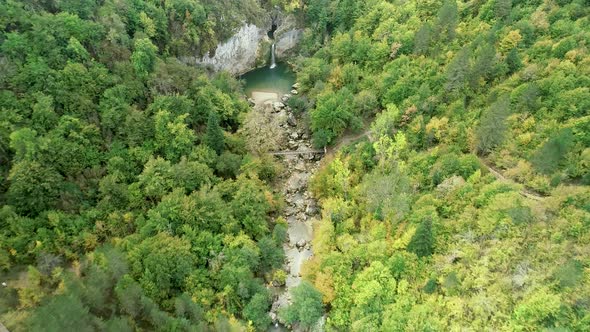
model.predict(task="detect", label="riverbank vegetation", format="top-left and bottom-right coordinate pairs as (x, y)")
top-left (0, 0), bottom-right (289, 330)
top-left (288, 0), bottom-right (590, 330)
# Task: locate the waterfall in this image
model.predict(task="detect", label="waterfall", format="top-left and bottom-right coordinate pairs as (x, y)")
top-left (270, 43), bottom-right (277, 69)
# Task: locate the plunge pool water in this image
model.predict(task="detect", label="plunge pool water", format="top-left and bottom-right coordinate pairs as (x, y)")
top-left (240, 62), bottom-right (296, 104)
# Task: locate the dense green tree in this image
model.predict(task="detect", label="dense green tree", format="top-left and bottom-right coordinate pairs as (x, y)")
top-left (435, 0), bottom-right (458, 41)
top-left (413, 22), bottom-right (433, 55)
top-left (154, 110), bottom-right (195, 162)
top-left (243, 292), bottom-right (272, 330)
top-left (494, 0), bottom-right (512, 21)
top-left (205, 111), bottom-right (225, 155)
top-left (445, 48), bottom-right (472, 93)
top-left (131, 38), bottom-right (158, 77)
top-left (280, 281), bottom-right (324, 329)
top-left (506, 48), bottom-right (522, 74)
top-left (407, 218), bottom-right (435, 258)
top-left (27, 294), bottom-right (97, 332)
top-left (531, 128), bottom-right (575, 175)
top-left (7, 161), bottom-right (63, 215)
top-left (470, 43), bottom-right (497, 89)
top-left (476, 95), bottom-right (511, 154)
top-left (9, 128), bottom-right (40, 161)
top-left (311, 88), bottom-right (355, 147)
top-left (129, 233), bottom-right (195, 303)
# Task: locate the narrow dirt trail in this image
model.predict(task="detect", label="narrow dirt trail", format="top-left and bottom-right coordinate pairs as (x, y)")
top-left (477, 157), bottom-right (545, 201)
top-left (328, 130), bottom-right (373, 154)
top-left (322, 126), bottom-right (546, 202)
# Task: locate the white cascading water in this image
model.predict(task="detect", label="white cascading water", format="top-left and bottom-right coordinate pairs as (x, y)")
top-left (270, 43), bottom-right (277, 69)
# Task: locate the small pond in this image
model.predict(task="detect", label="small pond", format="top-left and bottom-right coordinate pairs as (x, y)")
top-left (240, 62), bottom-right (296, 103)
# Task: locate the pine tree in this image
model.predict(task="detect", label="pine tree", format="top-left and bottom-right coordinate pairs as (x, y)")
top-left (414, 22), bottom-right (433, 55)
top-left (476, 95), bottom-right (511, 154)
top-left (205, 111), bottom-right (224, 155)
top-left (445, 47), bottom-right (471, 93)
top-left (495, 0), bottom-right (512, 21)
top-left (407, 218), bottom-right (434, 258)
top-left (436, 0), bottom-right (458, 41)
top-left (506, 47), bottom-right (522, 74)
top-left (470, 43), bottom-right (497, 89)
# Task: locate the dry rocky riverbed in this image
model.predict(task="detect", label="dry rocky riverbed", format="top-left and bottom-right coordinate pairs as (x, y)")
top-left (250, 85), bottom-right (323, 330)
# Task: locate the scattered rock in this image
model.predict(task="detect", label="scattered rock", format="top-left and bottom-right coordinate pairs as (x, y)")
top-left (285, 172), bottom-right (310, 193)
top-left (296, 212), bottom-right (307, 221)
top-left (296, 239), bottom-right (307, 249)
top-left (305, 202), bottom-right (317, 215)
top-left (269, 312), bottom-right (277, 322)
top-left (263, 100), bottom-right (274, 111)
top-left (284, 207), bottom-right (297, 216)
top-left (272, 301), bottom-right (280, 311)
top-left (290, 132), bottom-right (299, 140)
top-left (291, 195), bottom-right (305, 209)
top-left (294, 162), bottom-right (306, 172)
top-left (287, 113), bottom-right (297, 126)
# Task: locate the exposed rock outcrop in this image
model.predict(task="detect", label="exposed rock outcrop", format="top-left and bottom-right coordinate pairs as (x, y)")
top-left (187, 24), bottom-right (269, 75)
top-left (274, 15), bottom-right (303, 58)
top-left (276, 29), bottom-right (304, 58)
top-left (184, 12), bottom-right (302, 75)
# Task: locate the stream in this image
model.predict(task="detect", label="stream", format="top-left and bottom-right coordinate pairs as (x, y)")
top-left (242, 64), bottom-right (322, 331)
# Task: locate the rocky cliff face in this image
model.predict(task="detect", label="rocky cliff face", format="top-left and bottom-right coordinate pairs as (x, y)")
top-left (189, 24), bottom-right (269, 75)
top-left (274, 14), bottom-right (304, 59)
top-left (186, 13), bottom-right (302, 75)
top-left (276, 28), bottom-right (303, 58)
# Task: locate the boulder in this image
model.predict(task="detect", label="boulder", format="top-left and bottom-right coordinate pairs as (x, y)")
top-left (263, 100), bottom-right (275, 111)
top-left (292, 82), bottom-right (300, 89)
top-left (285, 172), bottom-right (310, 193)
top-left (294, 161), bottom-right (306, 172)
top-left (296, 239), bottom-right (307, 249)
top-left (296, 212), bottom-right (307, 221)
top-left (291, 89), bottom-right (299, 95)
top-left (273, 101), bottom-right (285, 111)
top-left (284, 206), bottom-right (297, 216)
top-left (287, 114), bottom-right (297, 126)
top-left (305, 202), bottom-right (317, 215)
top-left (291, 194), bottom-right (305, 209)
top-left (290, 132), bottom-right (299, 140)
top-left (276, 109), bottom-right (287, 122)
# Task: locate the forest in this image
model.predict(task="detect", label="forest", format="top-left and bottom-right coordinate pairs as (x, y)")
top-left (1, 0), bottom-right (589, 331)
